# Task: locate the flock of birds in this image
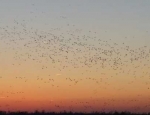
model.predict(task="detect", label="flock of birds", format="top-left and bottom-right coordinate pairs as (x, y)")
top-left (0, 4), bottom-right (150, 113)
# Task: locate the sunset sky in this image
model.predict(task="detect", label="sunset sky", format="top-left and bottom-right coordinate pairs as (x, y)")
top-left (0, 0), bottom-right (150, 113)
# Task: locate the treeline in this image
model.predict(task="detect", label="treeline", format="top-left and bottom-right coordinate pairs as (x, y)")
top-left (0, 111), bottom-right (150, 115)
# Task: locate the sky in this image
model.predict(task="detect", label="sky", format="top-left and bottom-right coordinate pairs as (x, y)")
top-left (0, 0), bottom-right (150, 113)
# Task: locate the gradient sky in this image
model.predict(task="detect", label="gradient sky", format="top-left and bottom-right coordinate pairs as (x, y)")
top-left (0, 0), bottom-right (150, 113)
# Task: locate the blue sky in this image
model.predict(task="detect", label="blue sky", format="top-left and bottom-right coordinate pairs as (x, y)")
top-left (0, 0), bottom-right (149, 42)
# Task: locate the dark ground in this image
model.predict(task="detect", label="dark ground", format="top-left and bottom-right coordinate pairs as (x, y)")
top-left (0, 111), bottom-right (150, 115)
